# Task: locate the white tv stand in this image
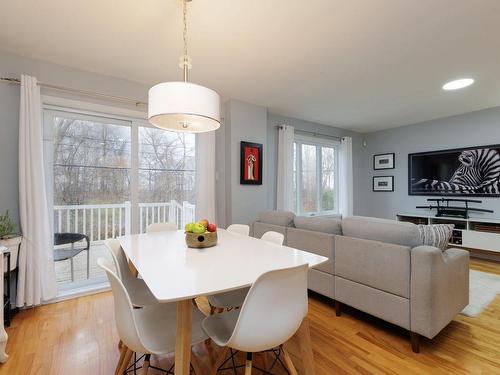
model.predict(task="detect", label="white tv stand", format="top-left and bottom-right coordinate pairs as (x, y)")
top-left (397, 212), bottom-right (500, 255)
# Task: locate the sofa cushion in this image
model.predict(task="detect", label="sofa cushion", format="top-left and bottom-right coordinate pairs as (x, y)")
top-left (335, 235), bottom-right (411, 298)
top-left (286, 227), bottom-right (334, 274)
top-left (252, 222), bottom-right (287, 240)
top-left (416, 224), bottom-right (454, 250)
top-left (341, 216), bottom-right (421, 247)
top-left (293, 216), bottom-right (342, 235)
top-left (258, 210), bottom-right (295, 227)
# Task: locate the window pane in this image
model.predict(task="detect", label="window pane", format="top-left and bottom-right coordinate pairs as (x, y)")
top-left (138, 127), bottom-right (195, 204)
top-left (53, 116), bottom-right (131, 205)
top-left (51, 114), bottom-right (130, 286)
top-left (322, 147), bottom-right (335, 211)
top-left (301, 144), bottom-right (317, 213)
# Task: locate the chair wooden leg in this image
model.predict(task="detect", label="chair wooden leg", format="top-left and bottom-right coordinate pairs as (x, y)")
top-left (114, 345), bottom-right (127, 375)
top-left (245, 352), bottom-right (253, 375)
top-left (140, 354), bottom-right (150, 375)
top-left (211, 346), bottom-right (230, 375)
top-left (190, 350), bottom-right (203, 375)
top-left (128, 259), bottom-right (139, 277)
top-left (117, 348), bottom-right (133, 375)
top-left (335, 300), bottom-right (341, 317)
top-left (281, 346), bottom-right (298, 375)
top-left (192, 298), bottom-right (200, 311)
top-left (410, 332), bottom-right (420, 353)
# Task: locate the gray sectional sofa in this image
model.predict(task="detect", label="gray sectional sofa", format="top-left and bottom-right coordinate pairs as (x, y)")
top-left (250, 211), bottom-right (470, 352)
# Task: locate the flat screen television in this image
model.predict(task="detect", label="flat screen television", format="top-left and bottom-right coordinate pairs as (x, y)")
top-left (408, 144), bottom-right (500, 197)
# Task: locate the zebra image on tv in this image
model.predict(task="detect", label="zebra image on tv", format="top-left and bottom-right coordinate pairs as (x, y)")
top-left (408, 145), bottom-right (500, 196)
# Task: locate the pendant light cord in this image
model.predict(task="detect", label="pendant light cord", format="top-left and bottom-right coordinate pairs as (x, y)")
top-left (180, 0), bottom-right (192, 82)
top-left (183, 0), bottom-right (188, 58)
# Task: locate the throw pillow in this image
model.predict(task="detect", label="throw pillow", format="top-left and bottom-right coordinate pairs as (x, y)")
top-left (416, 224), bottom-right (454, 250)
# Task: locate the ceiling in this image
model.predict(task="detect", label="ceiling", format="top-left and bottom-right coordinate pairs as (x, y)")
top-left (1, 0), bottom-right (499, 132)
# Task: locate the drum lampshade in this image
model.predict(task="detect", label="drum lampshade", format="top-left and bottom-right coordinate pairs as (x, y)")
top-left (148, 81), bottom-right (220, 133)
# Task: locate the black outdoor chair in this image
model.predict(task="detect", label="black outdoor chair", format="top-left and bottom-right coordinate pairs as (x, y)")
top-left (54, 233), bottom-right (90, 282)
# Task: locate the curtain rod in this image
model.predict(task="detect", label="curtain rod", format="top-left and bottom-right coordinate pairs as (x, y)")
top-left (277, 125), bottom-right (344, 141)
top-left (0, 77), bottom-right (147, 107)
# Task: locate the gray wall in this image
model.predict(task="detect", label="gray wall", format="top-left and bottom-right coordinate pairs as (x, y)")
top-left (0, 50), bottom-right (150, 228)
top-left (222, 99), bottom-right (269, 225)
top-left (0, 79), bottom-right (20, 227)
top-left (360, 106), bottom-right (500, 220)
top-left (266, 113), bottom-right (365, 215)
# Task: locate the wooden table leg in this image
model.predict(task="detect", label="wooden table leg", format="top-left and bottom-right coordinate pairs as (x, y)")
top-left (175, 300), bottom-right (192, 375)
top-left (295, 317), bottom-right (316, 375)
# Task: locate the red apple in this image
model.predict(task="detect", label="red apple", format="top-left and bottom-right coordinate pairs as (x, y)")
top-left (207, 223), bottom-right (217, 232)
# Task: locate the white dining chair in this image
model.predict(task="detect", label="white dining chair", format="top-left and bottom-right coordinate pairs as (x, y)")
top-left (226, 224), bottom-right (250, 236)
top-left (98, 258), bottom-right (207, 375)
top-left (207, 224), bottom-right (250, 312)
top-left (208, 228), bottom-right (284, 314)
top-left (104, 239), bottom-right (157, 307)
top-left (145, 222), bottom-right (178, 233)
top-left (260, 231), bottom-right (284, 245)
top-left (202, 264), bottom-right (308, 375)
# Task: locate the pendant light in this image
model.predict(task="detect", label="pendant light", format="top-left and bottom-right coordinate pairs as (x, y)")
top-left (148, 0), bottom-right (221, 133)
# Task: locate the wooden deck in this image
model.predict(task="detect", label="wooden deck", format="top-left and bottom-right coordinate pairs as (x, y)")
top-left (54, 243), bottom-right (113, 284)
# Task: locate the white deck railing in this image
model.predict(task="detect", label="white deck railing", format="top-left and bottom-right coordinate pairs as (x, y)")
top-left (53, 201), bottom-right (195, 242)
top-left (138, 200), bottom-right (195, 233)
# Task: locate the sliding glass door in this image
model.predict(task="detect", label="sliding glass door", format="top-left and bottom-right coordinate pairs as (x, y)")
top-left (44, 108), bottom-right (196, 292)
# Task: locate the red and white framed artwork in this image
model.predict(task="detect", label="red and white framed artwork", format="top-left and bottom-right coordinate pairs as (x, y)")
top-left (240, 141), bottom-right (263, 185)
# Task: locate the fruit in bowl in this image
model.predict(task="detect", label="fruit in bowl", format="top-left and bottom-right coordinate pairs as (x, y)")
top-left (185, 219), bottom-right (218, 248)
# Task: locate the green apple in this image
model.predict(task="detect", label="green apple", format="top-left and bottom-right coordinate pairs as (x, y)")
top-left (185, 223), bottom-right (195, 233)
top-left (192, 223), bottom-right (206, 234)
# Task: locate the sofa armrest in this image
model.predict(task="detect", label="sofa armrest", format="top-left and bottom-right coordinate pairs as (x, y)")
top-left (410, 246), bottom-right (469, 339)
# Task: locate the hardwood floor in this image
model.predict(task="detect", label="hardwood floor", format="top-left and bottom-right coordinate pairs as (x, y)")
top-left (1, 259), bottom-right (499, 374)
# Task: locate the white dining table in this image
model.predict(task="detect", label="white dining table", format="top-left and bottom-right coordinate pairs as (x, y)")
top-left (118, 229), bottom-right (327, 375)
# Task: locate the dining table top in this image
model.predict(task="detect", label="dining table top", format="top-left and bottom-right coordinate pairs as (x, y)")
top-left (117, 229), bottom-right (328, 303)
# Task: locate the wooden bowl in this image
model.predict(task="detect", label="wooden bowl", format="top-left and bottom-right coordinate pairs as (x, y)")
top-left (185, 231), bottom-right (218, 248)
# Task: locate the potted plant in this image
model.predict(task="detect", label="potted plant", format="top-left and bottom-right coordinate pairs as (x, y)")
top-left (0, 210), bottom-right (22, 272)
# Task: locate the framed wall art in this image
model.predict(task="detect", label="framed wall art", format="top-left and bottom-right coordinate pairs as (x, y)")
top-left (240, 141), bottom-right (263, 185)
top-left (373, 176), bottom-right (394, 192)
top-left (374, 153), bottom-right (395, 170)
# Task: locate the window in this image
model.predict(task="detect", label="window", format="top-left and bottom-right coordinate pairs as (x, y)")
top-left (44, 106), bottom-right (197, 290)
top-left (293, 135), bottom-right (339, 215)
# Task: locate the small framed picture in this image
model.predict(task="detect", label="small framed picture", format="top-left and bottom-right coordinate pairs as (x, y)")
top-left (373, 176), bottom-right (394, 192)
top-left (373, 153), bottom-right (395, 170)
top-left (240, 141), bottom-right (263, 185)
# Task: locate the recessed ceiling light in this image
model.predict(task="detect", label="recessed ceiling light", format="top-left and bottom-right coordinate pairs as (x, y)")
top-left (442, 78), bottom-right (474, 91)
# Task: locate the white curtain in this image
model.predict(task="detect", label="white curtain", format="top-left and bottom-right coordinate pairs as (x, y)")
top-left (17, 74), bottom-right (57, 307)
top-left (195, 131), bottom-right (216, 223)
top-left (276, 125), bottom-right (295, 211)
top-left (339, 136), bottom-right (353, 218)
